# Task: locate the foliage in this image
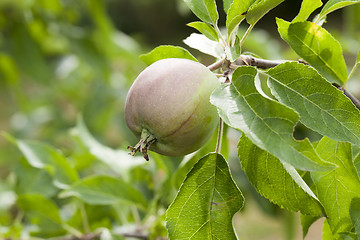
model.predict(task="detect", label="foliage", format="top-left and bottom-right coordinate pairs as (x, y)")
top-left (1, 0), bottom-right (360, 240)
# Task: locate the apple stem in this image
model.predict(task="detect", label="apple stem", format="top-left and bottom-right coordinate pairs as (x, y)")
top-left (128, 128), bottom-right (157, 161)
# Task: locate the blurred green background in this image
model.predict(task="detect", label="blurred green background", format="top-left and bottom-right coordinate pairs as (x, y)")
top-left (0, 0), bottom-right (359, 239)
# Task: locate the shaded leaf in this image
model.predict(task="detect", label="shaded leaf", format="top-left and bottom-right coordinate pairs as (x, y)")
top-left (277, 19), bottom-right (347, 84)
top-left (17, 194), bottom-right (66, 237)
top-left (187, 22), bottom-right (219, 41)
top-left (59, 175), bottom-right (147, 209)
top-left (238, 135), bottom-right (324, 216)
top-left (4, 134), bottom-right (78, 189)
top-left (355, 153), bottom-right (360, 177)
top-left (183, 0), bottom-right (219, 25)
top-left (319, 0), bottom-right (360, 20)
top-left (166, 153), bottom-right (243, 239)
top-left (293, 0), bottom-right (323, 22)
top-left (226, 0), bottom-right (256, 37)
top-left (73, 116), bottom-right (146, 177)
top-left (139, 45), bottom-right (198, 66)
top-left (266, 62), bottom-right (360, 147)
top-left (350, 198), bottom-right (360, 239)
top-left (311, 137), bottom-right (360, 234)
top-left (246, 0), bottom-right (285, 25)
top-left (14, 158), bottom-right (57, 197)
top-left (184, 33), bottom-right (225, 58)
top-left (210, 66), bottom-right (333, 171)
top-left (301, 214), bottom-right (321, 238)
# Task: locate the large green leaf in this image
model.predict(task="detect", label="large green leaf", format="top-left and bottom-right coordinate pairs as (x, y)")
top-left (5, 134), bottom-right (79, 189)
top-left (266, 62), bottom-right (360, 147)
top-left (246, 0), bottom-right (285, 25)
top-left (226, 0), bottom-right (256, 37)
top-left (166, 153), bottom-right (243, 239)
top-left (210, 66), bottom-right (333, 171)
top-left (319, 0), bottom-right (360, 20)
top-left (311, 137), bottom-right (360, 234)
top-left (350, 198), bottom-right (360, 239)
top-left (238, 135), bottom-right (324, 216)
top-left (59, 175), bottom-right (147, 209)
top-left (355, 153), bottom-right (360, 177)
top-left (293, 0), bottom-right (323, 22)
top-left (17, 194), bottom-right (66, 237)
top-left (277, 19), bottom-right (347, 84)
top-left (139, 45), bottom-right (198, 66)
top-left (183, 0), bottom-right (219, 25)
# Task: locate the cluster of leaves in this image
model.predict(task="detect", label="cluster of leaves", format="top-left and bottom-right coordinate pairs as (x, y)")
top-left (1, 0), bottom-right (360, 240)
top-left (141, 0), bottom-right (360, 239)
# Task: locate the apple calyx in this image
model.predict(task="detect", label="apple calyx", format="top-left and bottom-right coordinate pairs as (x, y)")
top-left (128, 128), bottom-right (157, 161)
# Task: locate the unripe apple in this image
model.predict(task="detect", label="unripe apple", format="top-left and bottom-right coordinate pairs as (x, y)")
top-left (125, 58), bottom-right (220, 160)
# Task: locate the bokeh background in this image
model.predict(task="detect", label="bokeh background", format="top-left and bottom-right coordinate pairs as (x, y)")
top-left (0, 0), bottom-right (359, 239)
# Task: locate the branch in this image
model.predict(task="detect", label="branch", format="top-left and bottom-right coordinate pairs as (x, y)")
top-left (233, 55), bottom-right (289, 69)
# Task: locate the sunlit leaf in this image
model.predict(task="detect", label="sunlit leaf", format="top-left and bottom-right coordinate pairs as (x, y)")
top-left (183, 33), bottom-right (224, 58)
top-left (319, 0), bottom-right (360, 20)
top-left (311, 137), bottom-right (360, 234)
top-left (183, 0), bottom-right (219, 25)
top-left (266, 62), bottom-right (360, 147)
top-left (17, 194), bottom-right (66, 238)
top-left (59, 175), bottom-right (147, 209)
top-left (139, 45), bottom-right (198, 65)
top-left (238, 135), bottom-right (324, 216)
top-left (293, 0), bottom-right (323, 22)
top-left (166, 153), bottom-right (243, 239)
top-left (225, 35), bottom-right (241, 61)
top-left (210, 66), bottom-right (334, 171)
top-left (226, 0), bottom-right (256, 37)
top-left (277, 19), bottom-right (347, 84)
top-left (246, 0), bottom-right (285, 25)
top-left (223, 0), bottom-right (234, 13)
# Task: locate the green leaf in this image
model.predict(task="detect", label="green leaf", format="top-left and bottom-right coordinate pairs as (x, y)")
top-left (293, 0), bottom-right (323, 22)
top-left (4, 134), bottom-right (79, 189)
top-left (14, 158), bottom-right (57, 197)
top-left (246, 0), bottom-right (285, 25)
top-left (223, 0), bottom-right (234, 13)
top-left (187, 21), bottom-right (219, 41)
top-left (166, 153), bottom-right (244, 239)
top-left (322, 219), bottom-right (336, 240)
top-left (172, 153), bottom-right (199, 190)
top-left (319, 0), bottom-right (360, 20)
top-left (139, 45), bottom-right (198, 66)
top-left (277, 19), bottom-right (347, 84)
top-left (311, 137), bottom-right (360, 234)
top-left (301, 214), bottom-right (321, 238)
top-left (210, 66), bottom-right (333, 171)
top-left (59, 175), bottom-right (147, 209)
top-left (238, 135), bottom-right (324, 216)
top-left (73, 116), bottom-right (146, 176)
top-left (355, 153), bottom-right (360, 177)
top-left (225, 35), bottom-right (241, 61)
top-left (184, 33), bottom-right (225, 58)
top-left (226, 0), bottom-right (256, 38)
top-left (17, 194), bottom-right (66, 237)
top-left (266, 62), bottom-right (360, 147)
top-left (183, 0), bottom-right (219, 25)
top-left (357, 49), bottom-right (360, 63)
top-left (350, 198), bottom-right (360, 239)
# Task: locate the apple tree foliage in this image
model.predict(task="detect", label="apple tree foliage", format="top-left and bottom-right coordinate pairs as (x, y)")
top-left (1, 0), bottom-right (360, 239)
